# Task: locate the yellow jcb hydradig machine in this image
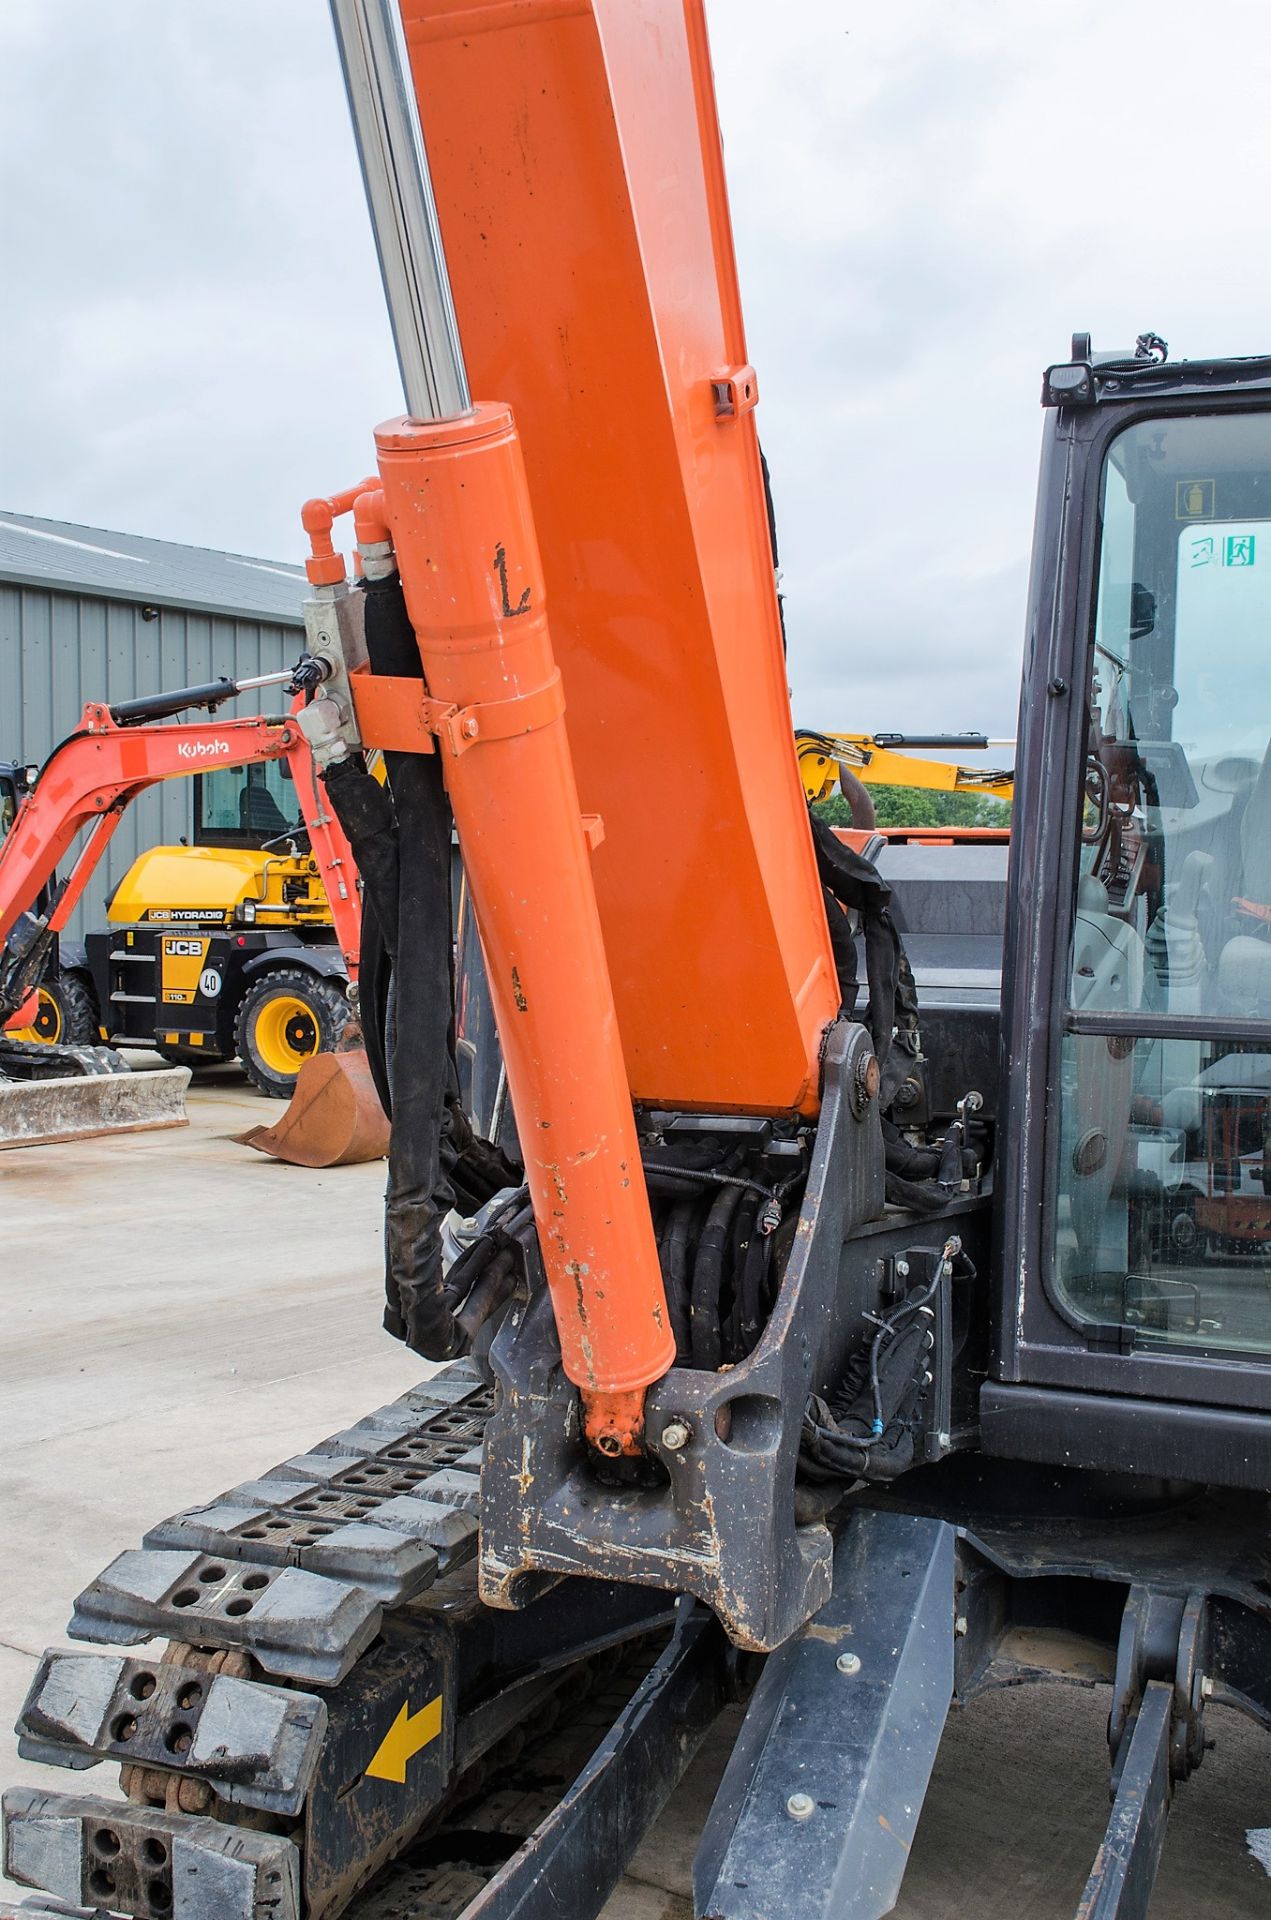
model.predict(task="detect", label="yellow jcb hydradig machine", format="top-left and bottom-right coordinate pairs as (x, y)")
top-left (5, 6), bottom-right (1271, 1919)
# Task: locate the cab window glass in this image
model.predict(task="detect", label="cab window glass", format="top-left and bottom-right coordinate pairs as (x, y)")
top-left (1056, 1033), bottom-right (1271, 1351)
top-left (1055, 412), bottom-right (1271, 1356)
top-left (198, 763), bottom-right (300, 843)
top-left (1071, 415), bottom-right (1271, 1020)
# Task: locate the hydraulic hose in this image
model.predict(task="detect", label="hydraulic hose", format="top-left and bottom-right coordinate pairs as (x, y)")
top-left (322, 607), bottom-right (521, 1367)
top-left (363, 570), bottom-right (461, 1358)
top-left (808, 810), bottom-right (921, 1074)
top-left (735, 1204), bottom-right (771, 1355)
top-left (659, 1196), bottom-right (696, 1361)
top-left (690, 1184), bottom-right (741, 1370)
top-left (321, 753), bottom-right (401, 1114)
top-left (837, 765), bottom-right (877, 830)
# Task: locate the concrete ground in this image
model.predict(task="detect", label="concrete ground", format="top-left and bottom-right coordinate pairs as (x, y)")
top-left (3, 1069), bottom-right (1270, 1917)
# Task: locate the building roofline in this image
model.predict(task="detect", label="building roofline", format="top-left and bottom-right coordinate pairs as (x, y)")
top-left (0, 511), bottom-right (308, 629)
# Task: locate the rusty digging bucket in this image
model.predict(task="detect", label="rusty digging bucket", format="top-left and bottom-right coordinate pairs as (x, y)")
top-left (236, 1044), bottom-right (389, 1168)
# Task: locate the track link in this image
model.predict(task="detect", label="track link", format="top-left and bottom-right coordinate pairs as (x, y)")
top-left (64, 1371), bottom-right (489, 1683)
top-left (2, 1361), bottom-right (716, 1920)
top-left (4, 1365), bottom-right (491, 1920)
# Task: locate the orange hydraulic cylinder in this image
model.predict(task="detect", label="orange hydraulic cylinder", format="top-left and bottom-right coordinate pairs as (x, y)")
top-left (374, 401), bottom-right (674, 1454)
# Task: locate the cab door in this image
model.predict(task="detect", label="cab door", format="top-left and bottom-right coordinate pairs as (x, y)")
top-left (990, 395), bottom-right (1271, 1483)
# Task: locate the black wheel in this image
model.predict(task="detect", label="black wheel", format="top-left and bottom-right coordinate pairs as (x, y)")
top-left (234, 967), bottom-right (349, 1099)
top-left (10, 970), bottom-right (101, 1047)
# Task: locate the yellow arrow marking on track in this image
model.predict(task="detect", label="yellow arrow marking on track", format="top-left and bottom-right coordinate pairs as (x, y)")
top-left (365, 1695), bottom-right (444, 1784)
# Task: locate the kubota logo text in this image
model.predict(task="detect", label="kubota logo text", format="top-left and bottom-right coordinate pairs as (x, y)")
top-left (176, 738), bottom-right (232, 759)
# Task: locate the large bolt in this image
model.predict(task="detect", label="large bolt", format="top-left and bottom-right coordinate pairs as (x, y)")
top-left (661, 1420), bottom-right (692, 1453)
top-left (786, 1792), bottom-right (815, 1821)
top-left (836, 1652), bottom-right (861, 1676)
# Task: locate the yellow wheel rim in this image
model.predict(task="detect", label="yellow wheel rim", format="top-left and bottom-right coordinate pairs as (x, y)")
top-left (10, 986), bottom-right (62, 1045)
top-left (253, 993), bottom-right (320, 1077)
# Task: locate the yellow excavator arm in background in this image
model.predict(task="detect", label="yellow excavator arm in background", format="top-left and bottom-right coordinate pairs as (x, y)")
top-left (795, 728), bottom-right (1015, 808)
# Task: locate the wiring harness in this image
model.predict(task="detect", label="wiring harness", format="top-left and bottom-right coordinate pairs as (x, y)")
top-left (800, 1236), bottom-right (974, 1485)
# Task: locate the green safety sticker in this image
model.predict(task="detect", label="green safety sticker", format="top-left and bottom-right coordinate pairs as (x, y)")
top-left (1185, 531), bottom-right (1258, 569)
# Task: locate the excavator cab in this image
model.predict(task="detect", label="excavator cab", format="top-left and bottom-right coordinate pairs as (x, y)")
top-left (988, 342), bottom-right (1271, 1480)
top-left (195, 761), bottom-right (306, 849)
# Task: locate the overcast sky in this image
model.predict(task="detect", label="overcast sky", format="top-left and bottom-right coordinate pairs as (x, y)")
top-left (3, 1), bottom-right (1271, 741)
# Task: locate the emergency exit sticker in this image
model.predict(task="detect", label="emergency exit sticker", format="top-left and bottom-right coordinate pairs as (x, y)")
top-left (1183, 527), bottom-right (1258, 569)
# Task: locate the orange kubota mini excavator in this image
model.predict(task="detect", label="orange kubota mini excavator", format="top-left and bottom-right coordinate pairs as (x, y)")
top-left (0, 670), bottom-right (384, 1161)
top-left (7, 6), bottom-right (1271, 1920)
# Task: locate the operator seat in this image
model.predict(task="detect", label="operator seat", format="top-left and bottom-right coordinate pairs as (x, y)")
top-left (239, 773), bottom-right (288, 839)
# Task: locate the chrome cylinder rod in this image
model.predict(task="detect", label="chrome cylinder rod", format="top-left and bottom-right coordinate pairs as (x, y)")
top-left (328, 0), bottom-right (472, 422)
top-left (232, 670), bottom-right (297, 693)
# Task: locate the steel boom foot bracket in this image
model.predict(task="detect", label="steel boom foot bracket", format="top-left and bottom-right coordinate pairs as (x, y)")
top-left (479, 1021), bottom-right (887, 1652)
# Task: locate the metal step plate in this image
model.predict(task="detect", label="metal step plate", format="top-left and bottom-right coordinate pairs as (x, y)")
top-left (2, 1788), bottom-right (301, 1920)
top-left (16, 1652), bottom-right (326, 1818)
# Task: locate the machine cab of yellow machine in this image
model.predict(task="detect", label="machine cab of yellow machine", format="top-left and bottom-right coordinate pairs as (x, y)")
top-left (194, 761), bottom-right (303, 852)
top-left (989, 345), bottom-right (1271, 1483)
top-left (100, 763), bottom-right (332, 930)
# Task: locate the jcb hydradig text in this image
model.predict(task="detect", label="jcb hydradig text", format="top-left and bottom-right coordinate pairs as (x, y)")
top-left (5, 6), bottom-right (1271, 1920)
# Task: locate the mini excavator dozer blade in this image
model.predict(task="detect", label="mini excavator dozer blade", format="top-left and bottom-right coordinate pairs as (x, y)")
top-left (0, 1040), bottom-right (189, 1150)
top-left (236, 1045), bottom-right (389, 1168)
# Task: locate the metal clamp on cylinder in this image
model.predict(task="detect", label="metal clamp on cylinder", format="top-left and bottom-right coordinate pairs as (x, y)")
top-left (343, 666), bottom-right (565, 762)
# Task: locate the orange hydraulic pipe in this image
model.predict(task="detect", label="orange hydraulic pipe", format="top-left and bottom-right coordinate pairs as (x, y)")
top-left (373, 402), bottom-right (674, 1455)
